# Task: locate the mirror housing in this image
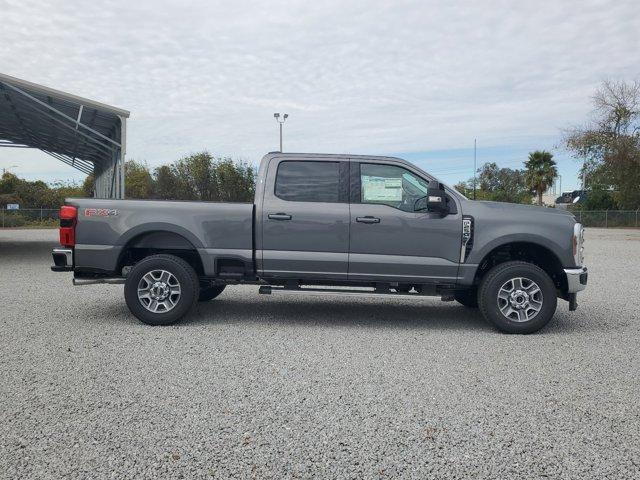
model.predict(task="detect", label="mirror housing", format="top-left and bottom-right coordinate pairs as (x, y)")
top-left (426, 183), bottom-right (449, 216)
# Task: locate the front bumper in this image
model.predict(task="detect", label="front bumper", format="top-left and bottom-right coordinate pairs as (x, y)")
top-left (51, 247), bottom-right (73, 272)
top-left (564, 266), bottom-right (588, 293)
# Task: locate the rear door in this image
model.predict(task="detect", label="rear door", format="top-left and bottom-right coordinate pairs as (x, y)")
top-left (348, 161), bottom-right (461, 283)
top-left (259, 158), bottom-right (350, 279)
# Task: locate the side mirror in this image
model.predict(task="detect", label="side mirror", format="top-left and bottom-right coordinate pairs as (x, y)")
top-left (426, 183), bottom-right (449, 216)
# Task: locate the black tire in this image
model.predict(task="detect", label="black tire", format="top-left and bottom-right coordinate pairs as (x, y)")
top-left (124, 254), bottom-right (199, 326)
top-left (198, 285), bottom-right (226, 302)
top-left (454, 288), bottom-right (478, 308)
top-left (478, 261), bottom-right (557, 334)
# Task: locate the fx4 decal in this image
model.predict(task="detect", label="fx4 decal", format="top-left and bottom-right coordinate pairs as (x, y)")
top-left (84, 208), bottom-right (119, 217)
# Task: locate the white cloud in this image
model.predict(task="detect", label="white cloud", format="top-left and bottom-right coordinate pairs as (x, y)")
top-left (1, 0), bottom-right (638, 186)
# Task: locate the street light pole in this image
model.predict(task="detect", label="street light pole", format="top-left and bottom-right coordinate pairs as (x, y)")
top-left (273, 113), bottom-right (288, 152)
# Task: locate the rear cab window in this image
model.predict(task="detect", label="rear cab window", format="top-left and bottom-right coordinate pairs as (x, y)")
top-left (275, 161), bottom-right (343, 202)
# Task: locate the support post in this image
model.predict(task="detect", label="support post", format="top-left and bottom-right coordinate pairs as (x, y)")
top-left (119, 116), bottom-right (126, 199)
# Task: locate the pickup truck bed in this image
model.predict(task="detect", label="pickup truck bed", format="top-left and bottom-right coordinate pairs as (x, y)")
top-left (67, 199), bottom-right (254, 278)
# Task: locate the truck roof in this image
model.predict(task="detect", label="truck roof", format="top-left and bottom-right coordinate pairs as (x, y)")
top-left (262, 152), bottom-right (405, 163)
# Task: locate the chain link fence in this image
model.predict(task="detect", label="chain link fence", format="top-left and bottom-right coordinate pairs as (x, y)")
top-left (1, 208), bottom-right (640, 229)
top-left (1, 208), bottom-right (59, 228)
top-left (572, 210), bottom-right (640, 228)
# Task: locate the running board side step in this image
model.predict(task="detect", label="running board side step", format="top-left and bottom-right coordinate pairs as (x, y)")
top-left (258, 285), bottom-right (441, 299)
top-left (73, 277), bottom-right (126, 286)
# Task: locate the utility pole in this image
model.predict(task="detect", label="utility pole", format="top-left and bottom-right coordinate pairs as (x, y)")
top-left (473, 139), bottom-right (477, 200)
top-left (273, 113), bottom-right (288, 152)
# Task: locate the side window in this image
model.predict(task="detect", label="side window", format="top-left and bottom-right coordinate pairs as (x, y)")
top-left (275, 161), bottom-right (340, 202)
top-left (360, 163), bottom-right (429, 212)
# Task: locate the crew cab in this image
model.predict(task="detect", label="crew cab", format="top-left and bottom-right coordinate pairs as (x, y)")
top-left (51, 152), bottom-right (587, 333)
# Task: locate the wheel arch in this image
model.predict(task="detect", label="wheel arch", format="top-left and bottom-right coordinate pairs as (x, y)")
top-left (116, 227), bottom-right (205, 275)
top-left (116, 223), bottom-right (205, 249)
top-left (473, 240), bottom-right (567, 292)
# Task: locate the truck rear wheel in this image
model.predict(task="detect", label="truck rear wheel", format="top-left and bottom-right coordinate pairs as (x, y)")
top-left (198, 285), bottom-right (226, 302)
top-left (478, 261), bottom-right (557, 334)
top-left (124, 254), bottom-right (199, 326)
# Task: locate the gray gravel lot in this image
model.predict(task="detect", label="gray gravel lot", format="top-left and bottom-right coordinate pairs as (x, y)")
top-left (0, 228), bottom-right (639, 479)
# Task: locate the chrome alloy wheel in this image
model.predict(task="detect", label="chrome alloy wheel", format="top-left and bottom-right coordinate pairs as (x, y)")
top-left (497, 277), bottom-right (543, 322)
top-left (137, 269), bottom-right (181, 313)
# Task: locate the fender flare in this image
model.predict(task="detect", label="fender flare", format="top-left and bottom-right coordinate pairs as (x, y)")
top-left (116, 223), bottom-right (205, 249)
top-left (468, 232), bottom-right (570, 267)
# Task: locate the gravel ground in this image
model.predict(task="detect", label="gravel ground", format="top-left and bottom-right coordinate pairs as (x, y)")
top-left (0, 228), bottom-right (639, 479)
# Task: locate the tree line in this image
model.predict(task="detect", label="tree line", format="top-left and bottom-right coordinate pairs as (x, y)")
top-left (0, 152), bottom-right (256, 208)
top-left (0, 173), bottom-right (84, 209)
top-left (454, 150), bottom-right (558, 206)
top-left (112, 152), bottom-right (255, 202)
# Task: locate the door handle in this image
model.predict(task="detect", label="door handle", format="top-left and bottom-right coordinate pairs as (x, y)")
top-left (268, 213), bottom-right (292, 221)
top-left (356, 216), bottom-right (380, 224)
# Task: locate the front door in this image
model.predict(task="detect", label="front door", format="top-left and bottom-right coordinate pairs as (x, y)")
top-left (348, 161), bottom-right (461, 283)
top-left (260, 158), bottom-right (350, 279)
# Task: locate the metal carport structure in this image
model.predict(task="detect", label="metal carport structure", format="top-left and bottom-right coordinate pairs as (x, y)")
top-left (0, 72), bottom-right (129, 198)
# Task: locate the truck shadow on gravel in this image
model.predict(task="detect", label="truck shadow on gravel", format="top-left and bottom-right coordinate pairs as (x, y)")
top-left (71, 293), bottom-right (587, 334)
top-left (191, 297), bottom-right (592, 334)
top-left (96, 294), bottom-right (588, 333)
top-left (189, 296), bottom-right (494, 332)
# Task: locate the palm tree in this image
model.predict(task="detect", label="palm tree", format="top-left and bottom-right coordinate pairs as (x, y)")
top-left (525, 150), bottom-right (558, 206)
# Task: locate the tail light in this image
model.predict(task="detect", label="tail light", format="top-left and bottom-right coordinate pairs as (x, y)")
top-left (59, 205), bottom-right (77, 247)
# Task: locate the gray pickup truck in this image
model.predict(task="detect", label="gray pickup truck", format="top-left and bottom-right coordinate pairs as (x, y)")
top-left (51, 152), bottom-right (587, 333)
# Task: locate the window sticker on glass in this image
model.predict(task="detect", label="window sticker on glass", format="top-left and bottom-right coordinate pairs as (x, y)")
top-left (362, 176), bottom-right (403, 202)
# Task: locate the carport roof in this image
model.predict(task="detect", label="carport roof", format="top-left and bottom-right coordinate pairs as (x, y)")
top-left (0, 72), bottom-right (129, 175)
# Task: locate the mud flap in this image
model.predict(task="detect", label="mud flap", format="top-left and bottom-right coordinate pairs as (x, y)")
top-left (568, 293), bottom-right (578, 311)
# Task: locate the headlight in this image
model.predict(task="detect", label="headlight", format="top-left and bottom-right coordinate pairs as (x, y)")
top-left (572, 222), bottom-right (585, 266)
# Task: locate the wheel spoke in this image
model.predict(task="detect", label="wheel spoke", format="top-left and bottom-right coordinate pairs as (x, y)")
top-left (529, 302), bottom-right (543, 315)
top-left (141, 273), bottom-right (153, 287)
top-left (500, 303), bottom-right (513, 317)
top-left (525, 283), bottom-right (540, 294)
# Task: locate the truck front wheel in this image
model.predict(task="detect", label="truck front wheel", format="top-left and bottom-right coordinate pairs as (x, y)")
top-left (478, 261), bottom-right (557, 334)
top-left (124, 254), bottom-right (199, 326)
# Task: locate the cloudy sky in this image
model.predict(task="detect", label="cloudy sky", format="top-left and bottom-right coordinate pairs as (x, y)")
top-left (1, 0), bottom-right (639, 191)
